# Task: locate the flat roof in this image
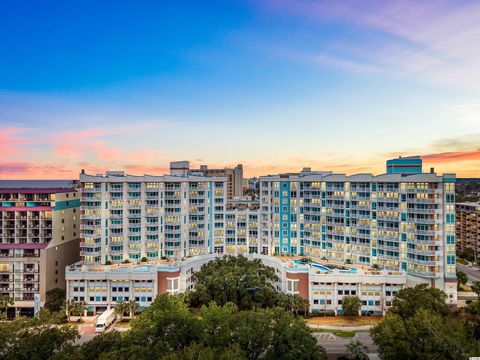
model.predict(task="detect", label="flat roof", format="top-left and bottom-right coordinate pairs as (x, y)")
top-left (0, 180), bottom-right (77, 193)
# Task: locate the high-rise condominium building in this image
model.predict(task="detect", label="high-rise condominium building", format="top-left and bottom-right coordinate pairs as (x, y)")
top-left (456, 202), bottom-right (480, 259)
top-left (79, 171), bottom-right (227, 263)
top-left (0, 181), bottom-right (80, 317)
top-left (75, 157), bottom-right (457, 305)
top-left (170, 161), bottom-right (243, 198)
top-left (259, 161), bottom-right (456, 299)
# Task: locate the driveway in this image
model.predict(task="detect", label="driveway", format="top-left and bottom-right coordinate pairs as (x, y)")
top-left (313, 331), bottom-right (378, 358)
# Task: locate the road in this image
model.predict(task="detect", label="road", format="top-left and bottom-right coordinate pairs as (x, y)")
top-left (457, 263), bottom-right (480, 283)
top-left (314, 331), bottom-right (378, 359)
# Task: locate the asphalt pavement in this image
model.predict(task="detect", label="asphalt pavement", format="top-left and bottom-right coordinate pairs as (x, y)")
top-left (457, 263), bottom-right (480, 283)
top-left (314, 331), bottom-right (378, 358)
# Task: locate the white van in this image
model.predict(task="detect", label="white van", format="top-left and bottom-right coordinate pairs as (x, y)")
top-left (95, 308), bottom-right (116, 333)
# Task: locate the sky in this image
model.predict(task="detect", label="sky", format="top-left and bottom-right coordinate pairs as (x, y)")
top-left (1, 0), bottom-right (479, 179)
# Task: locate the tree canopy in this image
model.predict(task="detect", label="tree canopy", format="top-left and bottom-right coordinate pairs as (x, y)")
top-left (53, 294), bottom-right (326, 360)
top-left (188, 255), bottom-right (279, 310)
top-left (457, 270), bottom-right (468, 289)
top-left (371, 284), bottom-right (480, 359)
top-left (342, 296), bottom-right (361, 317)
top-left (388, 284), bottom-right (449, 318)
top-left (45, 288), bottom-right (66, 313)
top-left (0, 310), bottom-right (78, 360)
top-left (371, 309), bottom-right (476, 360)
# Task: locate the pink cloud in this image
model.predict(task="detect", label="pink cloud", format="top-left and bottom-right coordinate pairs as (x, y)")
top-left (0, 127), bottom-right (32, 158)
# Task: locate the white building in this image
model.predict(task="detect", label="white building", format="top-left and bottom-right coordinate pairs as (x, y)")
top-left (79, 171), bottom-right (227, 263)
top-left (66, 254), bottom-right (408, 315)
top-left (75, 157), bottom-right (457, 308)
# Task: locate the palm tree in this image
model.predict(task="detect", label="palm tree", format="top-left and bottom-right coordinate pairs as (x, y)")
top-left (0, 295), bottom-right (13, 319)
top-left (347, 340), bottom-right (369, 360)
top-left (127, 299), bottom-right (139, 318)
top-left (301, 297), bottom-right (310, 316)
top-left (472, 281), bottom-right (480, 300)
top-left (65, 300), bottom-right (86, 321)
top-left (115, 300), bottom-right (129, 321)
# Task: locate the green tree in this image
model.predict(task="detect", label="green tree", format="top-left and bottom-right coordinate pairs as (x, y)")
top-left (129, 294), bottom-right (201, 352)
top-left (456, 270), bottom-right (468, 289)
top-left (45, 288), bottom-right (66, 313)
top-left (371, 309), bottom-right (475, 360)
top-left (66, 300), bottom-right (87, 321)
top-left (346, 340), bottom-right (369, 360)
top-left (0, 294), bottom-right (13, 319)
top-left (388, 284), bottom-right (448, 319)
top-left (189, 255), bottom-right (279, 310)
top-left (0, 310), bottom-right (78, 360)
top-left (127, 299), bottom-right (139, 318)
top-left (466, 300), bottom-right (480, 315)
top-left (231, 307), bottom-right (327, 360)
top-left (159, 343), bottom-right (246, 360)
top-left (342, 296), bottom-right (361, 317)
top-left (472, 281), bottom-right (480, 300)
top-left (115, 300), bottom-right (129, 321)
top-left (200, 302), bottom-right (237, 350)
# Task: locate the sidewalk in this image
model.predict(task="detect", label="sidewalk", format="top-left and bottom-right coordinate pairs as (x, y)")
top-left (308, 324), bottom-right (374, 331)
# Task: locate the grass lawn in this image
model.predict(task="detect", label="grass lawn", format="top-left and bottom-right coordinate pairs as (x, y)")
top-left (311, 328), bottom-right (361, 338)
top-left (457, 258), bottom-right (469, 265)
top-left (115, 319), bottom-right (131, 329)
top-left (459, 283), bottom-right (472, 292)
top-left (307, 315), bottom-right (382, 327)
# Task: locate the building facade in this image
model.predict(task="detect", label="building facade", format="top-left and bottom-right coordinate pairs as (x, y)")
top-left (456, 202), bottom-right (480, 259)
top-left (79, 171), bottom-right (228, 263)
top-left (386, 155), bottom-right (423, 174)
top-left (259, 171), bottom-right (457, 300)
top-left (170, 161), bottom-right (244, 198)
top-left (76, 157), bottom-right (457, 308)
top-left (66, 254), bottom-right (409, 315)
top-left (0, 181), bottom-right (80, 317)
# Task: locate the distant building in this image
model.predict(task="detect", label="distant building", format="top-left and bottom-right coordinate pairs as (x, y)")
top-left (386, 156), bottom-right (423, 174)
top-left (456, 202), bottom-right (480, 259)
top-left (0, 180), bottom-right (80, 317)
top-left (169, 161), bottom-right (243, 198)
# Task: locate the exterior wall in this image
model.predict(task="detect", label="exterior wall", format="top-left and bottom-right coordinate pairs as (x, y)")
top-left (259, 171), bottom-right (457, 298)
top-left (158, 270), bottom-right (181, 294)
top-left (386, 156), bottom-right (423, 174)
top-left (66, 254), bottom-right (408, 314)
top-left (79, 172), bottom-right (227, 264)
top-left (0, 182), bottom-right (79, 315)
top-left (456, 202), bottom-right (480, 258)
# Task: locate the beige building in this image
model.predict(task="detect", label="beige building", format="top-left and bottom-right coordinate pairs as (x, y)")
top-left (0, 181), bottom-right (80, 317)
top-left (170, 161), bottom-right (243, 198)
top-left (456, 202), bottom-right (480, 259)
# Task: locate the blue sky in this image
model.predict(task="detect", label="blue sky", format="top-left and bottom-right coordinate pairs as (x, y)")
top-left (1, 0), bottom-right (479, 178)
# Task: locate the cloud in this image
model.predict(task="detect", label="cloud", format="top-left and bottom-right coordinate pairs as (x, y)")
top-left (422, 150), bottom-right (480, 163)
top-left (0, 127), bottom-right (32, 158)
top-left (263, 0), bottom-right (480, 89)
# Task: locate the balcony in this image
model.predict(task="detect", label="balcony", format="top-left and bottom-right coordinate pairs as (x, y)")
top-left (81, 214), bottom-right (101, 220)
top-left (407, 269), bottom-right (438, 278)
top-left (80, 249), bottom-right (102, 256)
top-left (80, 224), bottom-right (101, 230)
top-left (408, 258), bottom-right (439, 266)
top-left (408, 198), bottom-right (437, 205)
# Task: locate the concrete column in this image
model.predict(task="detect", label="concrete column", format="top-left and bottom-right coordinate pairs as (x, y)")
top-left (334, 282), bottom-right (338, 316)
top-left (382, 283), bottom-right (386, 315)
top-left (358, 282), bottom-right (362, 316)
top-left (106, 279), bottom-right (111, 310)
